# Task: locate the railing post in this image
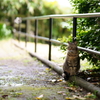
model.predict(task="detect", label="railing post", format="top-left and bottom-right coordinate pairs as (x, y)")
top-left (49, 18), bottom-right (53, 60)
top-left (73, 17), bottom-right (77, 42)
top-left (18, 23), bottom-right (21, 42)
top-left (25, 20), bottom-right (28, 47)
top-left (13, 22), bottom-right (15, 39)
top-left (34, 19), bottom-right (38, 52)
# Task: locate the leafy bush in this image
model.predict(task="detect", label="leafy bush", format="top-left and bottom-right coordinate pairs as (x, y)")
top-left (59, 0), bottom-right (100, 69)
top-left (70, 0), bottom-right (100, 68)
top-left (76, 22), bottom-right (100, 67)
top-left (0, 23), bottom-right (12, 39)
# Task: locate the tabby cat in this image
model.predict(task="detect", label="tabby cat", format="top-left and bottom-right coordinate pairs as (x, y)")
top-left (63, 41), bottom-right (80, 80)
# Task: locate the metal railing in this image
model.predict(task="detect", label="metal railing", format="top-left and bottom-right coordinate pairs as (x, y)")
top-left (14, 12), bottom-right (100, 61)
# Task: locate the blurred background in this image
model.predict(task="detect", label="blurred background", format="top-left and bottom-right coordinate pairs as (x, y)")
top-left (0, 0), bottom-right (72, 40)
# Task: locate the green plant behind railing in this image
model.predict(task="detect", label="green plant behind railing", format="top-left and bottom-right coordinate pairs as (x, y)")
top-left (0, 23), bottom-right (12, 39)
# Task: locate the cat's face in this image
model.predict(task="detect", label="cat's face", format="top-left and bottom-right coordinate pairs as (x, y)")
top-left (68, 42), bottom-right (77, 50)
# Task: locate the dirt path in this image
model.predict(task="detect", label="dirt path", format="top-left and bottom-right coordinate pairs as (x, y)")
top-left (0, 39), bottom-right (97, 100)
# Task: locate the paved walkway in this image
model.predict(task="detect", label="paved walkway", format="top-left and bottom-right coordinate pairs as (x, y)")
top-left (0, 39), bottom-right (92, 100)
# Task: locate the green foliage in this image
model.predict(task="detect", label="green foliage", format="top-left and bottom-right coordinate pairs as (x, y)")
top-left (0, 23), bottom-right (12, 39)
top-left (70, 0), bottom-right (100, 13)
top-left (0, 0), bottom-right (72, 39)
top-left (58, 36), bottom-right (72, 53)
top-left (0, 0), bottom-right (69, 18)
top-left (0, 0), bottom-right (24, 16)
top-left (65, 0), bottom-right (100, 68)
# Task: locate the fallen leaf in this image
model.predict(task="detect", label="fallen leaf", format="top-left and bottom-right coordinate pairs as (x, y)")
top-left (65, 97), bottom-right (75, 100)
top-left (76, 87), bottom-right (83, 92)
top-left (57, 79), bottom-right (63, 82)
top-left (86, 92), bottom-right (93, 96)
top-left (85, 92), bottom-right (95, 98)
top-left (65, 87), bottom-right (77, 92)
top-left (57, 91), bottom-right (65, 94)
top-left (62, 93), bottom-right (66, 96)
top-left (65, 95), bottom-right (86, 100)
top-left (73, 95), bottom-right (86, 100)
top-left (45, 68), bottom-right (51, 71)
top-left (51, 79), bottom-right (57, 83)
top-left (2, 95), bottom-right (8, 98)
top-left (35, 94), bottom-right (44, 100)
top-left (78, 88), bottom-right (83, 92)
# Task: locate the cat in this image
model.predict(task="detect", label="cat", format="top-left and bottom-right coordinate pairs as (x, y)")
top-left (63, 41), bottom-right (80, 80)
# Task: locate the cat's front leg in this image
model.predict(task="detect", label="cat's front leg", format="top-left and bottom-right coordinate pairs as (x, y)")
top-left (62, 71), bottom-right (70, 81)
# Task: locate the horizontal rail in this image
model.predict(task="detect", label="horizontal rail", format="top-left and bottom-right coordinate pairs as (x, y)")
top-left (14, 32), bottom-right (100, 56)
top-left (14, 32), bottom-right (68, 45)
top-left (22, 13), bottom-right (100, 20)
top-left (78, 47), bottom-right (100, 56)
